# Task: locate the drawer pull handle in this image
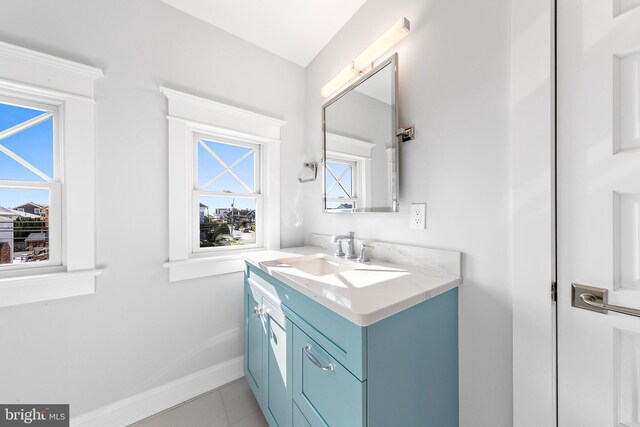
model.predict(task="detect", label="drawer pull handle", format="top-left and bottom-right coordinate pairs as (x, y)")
top-left (304, 344), bottom-right (334, 372)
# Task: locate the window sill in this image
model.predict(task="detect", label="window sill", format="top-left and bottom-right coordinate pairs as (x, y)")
top-left (163, 250), bottom-right (263, 282)
top-left (0, 268), bottom-right (102, 308)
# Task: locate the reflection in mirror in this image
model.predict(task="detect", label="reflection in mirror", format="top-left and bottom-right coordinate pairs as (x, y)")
top-left (322, 54), bottom-right (397, 213)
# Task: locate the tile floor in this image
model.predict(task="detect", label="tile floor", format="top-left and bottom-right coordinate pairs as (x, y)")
top-left (130, 377), bottom-right (268, 427)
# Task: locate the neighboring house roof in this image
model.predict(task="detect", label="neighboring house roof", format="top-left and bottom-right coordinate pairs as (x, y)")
top-left (199, 203), bottom-right (208, 208)
top-left (0, 206), bottom-right (40, 219)
top-left (13, 202), bottom-right (44, 210)
top-left (0, 206), bottom-right (17, 218)
top-left (25, 232), bottom-right (48, 243)
top-left (18, 212), bottom-right (41, 219)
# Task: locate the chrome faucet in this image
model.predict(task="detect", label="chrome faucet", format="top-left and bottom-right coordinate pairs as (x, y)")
top-left (331, 232), bottom-right (356, 260)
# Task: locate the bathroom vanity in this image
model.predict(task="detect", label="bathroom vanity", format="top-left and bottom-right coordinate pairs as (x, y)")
top-left (242, 238), bottom-right (461, 427)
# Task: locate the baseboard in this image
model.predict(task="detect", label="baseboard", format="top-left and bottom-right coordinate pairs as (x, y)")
top-left (70, 356), bottom-right (244, 427)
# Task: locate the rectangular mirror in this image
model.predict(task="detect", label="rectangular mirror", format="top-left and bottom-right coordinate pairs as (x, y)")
top-left (322, 54), bottom-right (398, 213)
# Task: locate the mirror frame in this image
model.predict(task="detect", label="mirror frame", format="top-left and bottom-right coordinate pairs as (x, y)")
top-left (321, 53), bottom-right (399, 213)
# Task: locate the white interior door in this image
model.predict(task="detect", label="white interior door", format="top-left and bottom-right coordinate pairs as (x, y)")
top-left (558, 1), bottom-right (640, 426)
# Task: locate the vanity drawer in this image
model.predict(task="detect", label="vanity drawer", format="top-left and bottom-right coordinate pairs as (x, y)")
top-left (247, 264), bottom-right (367, 380)
top-left (292, 325), bottom-right (366, 427)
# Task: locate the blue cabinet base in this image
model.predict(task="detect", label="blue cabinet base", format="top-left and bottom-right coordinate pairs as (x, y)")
top-left (367, 288), bottom-right (458, 426)
top-left (244, 264), bottom-right (458, 427)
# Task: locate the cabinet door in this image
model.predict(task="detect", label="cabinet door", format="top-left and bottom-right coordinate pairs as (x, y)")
top-left (245, 285), bottom-right (264, 401)
top-left (292, 326), bottom-right (366, 427)
top-left (264, 306), bottom-right (292, 427)
top-left (293, 402), bottom-right (312, 427)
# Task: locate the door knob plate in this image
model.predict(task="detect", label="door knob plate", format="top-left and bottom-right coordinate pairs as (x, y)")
top-left (571, 283), bottom-right (608, 314)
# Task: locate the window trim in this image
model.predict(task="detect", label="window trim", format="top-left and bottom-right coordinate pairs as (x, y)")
top-left (0, 41), bottom-right (103, 307)
top-left (161, 87), bottom-right (284, 282)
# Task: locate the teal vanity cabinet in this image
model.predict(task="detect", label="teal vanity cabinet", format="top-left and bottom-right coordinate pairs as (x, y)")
top-left (245, 281), bottom-right (293, 427)
top-left (244, 263), bottom-right (458, 427)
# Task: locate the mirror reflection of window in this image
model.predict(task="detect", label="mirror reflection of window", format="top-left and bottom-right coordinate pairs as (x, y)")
top-left (325, 159), bottom-right (356, 210)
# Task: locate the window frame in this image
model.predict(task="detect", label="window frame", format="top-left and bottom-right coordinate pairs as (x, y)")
top-left (0, 41), bottom-right (103, 307)
top-left (192, 134), bottom-right (263, 253)
top-left (0, 95), bottom-right (62, 271)
top-left (161, 87), bottom-right (284, 282)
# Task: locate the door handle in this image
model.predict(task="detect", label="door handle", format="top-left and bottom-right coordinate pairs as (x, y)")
top-left (580, 294), bottom-right (640, 318)
top-left (303, 344), bottom-right (334, 372)
top-left (572, 283), bottom-right (640, 318)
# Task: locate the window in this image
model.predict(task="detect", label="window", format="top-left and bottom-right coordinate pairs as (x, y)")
top-left (161, 87), bottom-right (283, 282)
top-left (0, 41), bottom-right (102, 307)
top-left (195, 137), bottom-right (261, 250)
top-left (325, 158), bottom-right (357, 210)
top-left (0, 98), bottom-right (60, 268)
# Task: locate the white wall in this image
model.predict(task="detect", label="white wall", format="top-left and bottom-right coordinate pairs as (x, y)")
top-left (0, 0), bottom-right (305, 417)
top-left (302, 0), bottom-right (513, 425)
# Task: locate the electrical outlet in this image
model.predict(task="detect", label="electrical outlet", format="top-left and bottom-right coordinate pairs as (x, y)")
top-left (410, 203), bottom-right (426, 229)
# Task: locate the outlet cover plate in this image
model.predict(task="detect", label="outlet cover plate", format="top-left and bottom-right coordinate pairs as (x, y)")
top-left (410, 203), bottom-right (426, 229)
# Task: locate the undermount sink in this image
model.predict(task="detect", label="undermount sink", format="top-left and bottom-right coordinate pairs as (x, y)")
top-left (277, 254), bottom-right (357, 277)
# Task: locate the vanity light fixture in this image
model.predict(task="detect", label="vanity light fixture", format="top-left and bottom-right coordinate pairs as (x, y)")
top-left (320, 17), bottom-right (410, 98)
top-left (320, 64), bottom-right (361, 98)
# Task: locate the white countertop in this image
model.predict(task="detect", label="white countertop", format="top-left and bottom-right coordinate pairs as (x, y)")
top-left (242, 246), bottom-right (461, 326)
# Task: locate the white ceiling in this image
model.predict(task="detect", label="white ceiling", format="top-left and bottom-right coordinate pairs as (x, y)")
top-left (160, 0), bottom-right (369, 67)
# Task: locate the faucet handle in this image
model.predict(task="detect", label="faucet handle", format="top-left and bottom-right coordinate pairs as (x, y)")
top-left (334, 240), bottom-right (345, 257)
top-left (357, 244), bottom-right (373, 263)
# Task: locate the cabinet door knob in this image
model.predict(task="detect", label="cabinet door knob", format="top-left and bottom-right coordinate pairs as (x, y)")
top-left (253, 306), bottom-right (264, 316)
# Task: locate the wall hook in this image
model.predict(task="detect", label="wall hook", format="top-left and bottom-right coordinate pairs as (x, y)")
top-left (298, 162), bottom-right (318, 183)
